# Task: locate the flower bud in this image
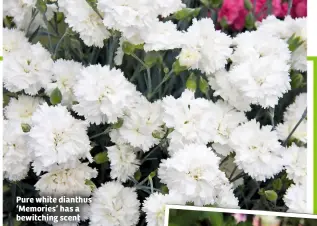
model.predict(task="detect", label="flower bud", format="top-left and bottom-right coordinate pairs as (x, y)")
top-left (21, 123), bottom-right (31, 133)
top-left (264, 190), bottom-right (278, 202)
top-left (50, 87), bottom-right (62, 105)
top-left (186, 73), bottom-right (197, 91)
top-left (94, 152), bottom-right (109, 164)
top-left (199, 77), bottom-right (209, 94)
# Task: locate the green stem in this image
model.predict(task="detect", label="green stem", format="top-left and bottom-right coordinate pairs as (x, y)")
top-left (26, 9), bottom-right (39, 37)
top-left (90, 127), bottom-right (112, 139)
top-left (148, 176), bottom-right (154, 193)
top-left (53, 28), bottom-right (69, 59)
top-left (131, 53), bottom-right (152, 94)
top-left (282, 108), bottom-right (307, 146)
top-left (219, 155), bottom-right (230, 167)
top-left (229, 172), bottom-right (246, 183)
top-left (42, 13), bottom-right (53, 52)
top-left (229, 166), bottom-right (238, 181)
top-left (149, 70), bottom-right (173, 99)
top-left (287, 0), bottom-right (293, 15)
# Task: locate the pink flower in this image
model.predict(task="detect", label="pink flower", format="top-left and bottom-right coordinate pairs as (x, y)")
top-left (252, 216), bottom-right (259, 226)
top-left (218, 0), bottom-right (244, 25)
top-left (232, 213), bottom-right (247, 223)
top-left (215, 0), bottom-right (306, 31)
top-left (291, 0), bottom-right (307, 18)
top-left (255, 0), bottom-right (288, 21)
top-left (217, 0), bottom-right (248, 30)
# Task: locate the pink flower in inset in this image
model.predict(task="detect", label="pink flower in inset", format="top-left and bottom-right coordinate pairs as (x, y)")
top-left (232, 213), bottom-right (247, 223)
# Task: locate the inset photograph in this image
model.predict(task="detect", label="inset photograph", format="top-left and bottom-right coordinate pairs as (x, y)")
top-left (166, 206), bottom-right (317, 226)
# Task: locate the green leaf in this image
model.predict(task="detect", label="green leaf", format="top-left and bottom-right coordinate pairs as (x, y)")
top-left (161, 185), bottom-right (169, 194)
top-left (272, 178), bottom-right (283, 191)
top-left (290, 73), bottom-right (305, 89)
top-left (50, 87), bottom-right (62, 105)
top-left (94, 152), bottom-right (109, 164)
top-left (245, 12), bottom-right (255, 30)
top-left (3, 94), bottom-right (10, 107)
top-left (149, 170), bottom-right (157, 178)
top-left (210, 0), bottom-right (223, 8)
top-left (287, 33), bottom-right (304, 52)
top-left (204, 212), bottom-right (223, 226)
top-left (244, 0), bottom-right (253, 10)
top-left (186, 73), bottom-right (197, 91)
top-left (21, 123), bottom-right (31, 133)
top-left (199, 77), bottom-right (209, 94)
top-left (186, 201), bottom-right (195, 206)
top-left (258, 188), bottom-right (265, 195)
top-left (264, 190), bottom-right (278, 202)
top-left (56, 12), bottom-right (64, 23)
top-left (134, 170), bottom-right (142, 181)
top-left (172, 60), bottom-right (188, 75)
top-left (122, 42), bottom-right (144, 55)
top-left (36, 0), bottom-right (47, 13)
top-left (144, 52), bottom-right (162, 67)
top-left (3, 184), bottom-right (10, 193)
top-left (112, 118), bottom-right (124, 129)
top-left (152, 130), bottom-right (163, 139)
top-left (173, 8), bottom-right (201, 21)
top-left (85, 179), bottom-right (97, 191)
top-left (220, 17), bottom-right (228, 29)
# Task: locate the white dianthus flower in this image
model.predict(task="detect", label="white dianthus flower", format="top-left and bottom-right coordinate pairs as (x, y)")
top-left (230, 120), bottom-right (286, 181)
top-left (231, 30), bottom-right (291, 65)
top-left (107, 144), bottom-right (140, 182)
top-left (162, 90), bottom-right (218, 152)
top-left (46, 59), bottom-right (83, 107)
top-left (212, 100), bottom-right (247, 147)
top-left (284, 93), bottom-right (307, 122)
top-left (284, 144), bottom-right (306, 185)
top-left (28, 103), bottom-right (92, 174)
top-left (3, 28), bottom-right (30, 57)
top-left (4, 95), bottom-right (44, 125)
top-left (256, 16), bottom-right (307, 72)
top-left (256, 16), bottom-right (294, 40)
top-left (4, 0), bottom-right (57, 32)
top-left (35, 162), bottom-right (98, 196)
top-left (208, 70), bottom-right (252, 112)
top-left (97, 0), bottom-right (154, 41)
top-left (4, 43), bottom-right (53, 95)
top-left (275, 121), bottom-right (307, 144)
top-left (177, 47), bottom-right (201, 69)
top-left (180, 18), bottom-right (232, 74)
top-left (214, 185), bottom-right (239, 209)
top-left (152, 0), bottom-right (185, 17)
top-left (142, 20), bottom-right (185, 52)
top-left (284, 183), bottom-right (308, 213)
top-left (158, 144), bottom-right (235, 206)
top-left (73, 64), bottom-right (140, 125)
top-left (58, 0), bottom-right (110, 47)
top-left (90, 181), bottom-right (140, 226)
top-left (142, 192), bottom-right (185, 226)
top-left (3, 120), bottom-right (31, 181)
top-left (228, 56), bottom-right (291, 108)
top-left (110, 98), bottom-right (163, 152)
top-left (276, 93), bottom-right (307, 143)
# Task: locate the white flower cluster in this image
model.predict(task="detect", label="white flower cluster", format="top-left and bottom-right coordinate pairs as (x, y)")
top-left (256, 16), bottom-right (307, 72)
top-left (3, 28), bottom-right (53, 95)
top-left (3, 2), bottom-right (308, 225)
top-left (4, 0), bottom-right (57, 32)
